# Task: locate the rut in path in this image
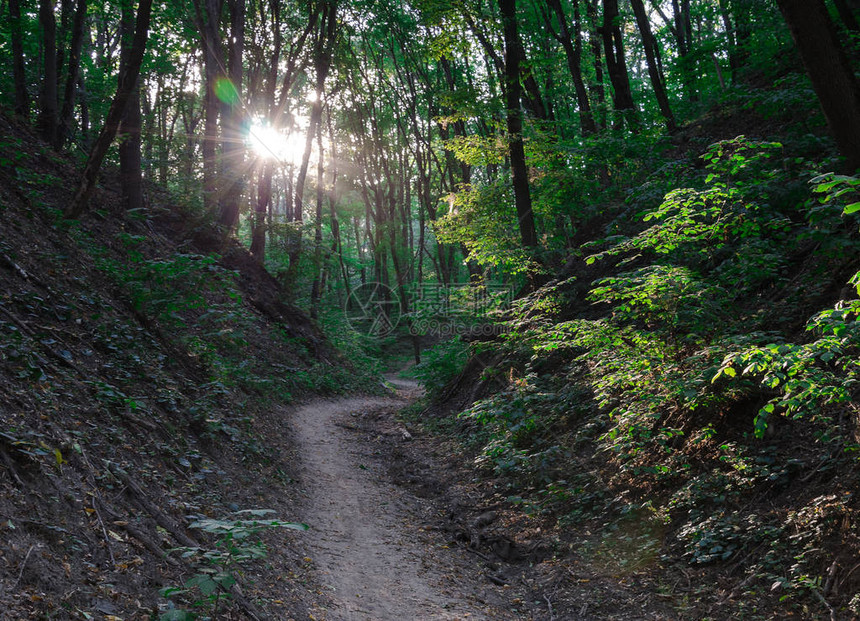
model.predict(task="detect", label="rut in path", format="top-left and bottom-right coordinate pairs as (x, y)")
top-left (290, 392), bottom-right (519, 621)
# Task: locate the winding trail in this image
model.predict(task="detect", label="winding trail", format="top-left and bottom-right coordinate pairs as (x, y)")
top-left (290, 382), bottom-right (515, 620)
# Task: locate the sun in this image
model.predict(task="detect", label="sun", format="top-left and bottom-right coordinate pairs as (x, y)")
top-left (247, 121), bottom-right (303, 164)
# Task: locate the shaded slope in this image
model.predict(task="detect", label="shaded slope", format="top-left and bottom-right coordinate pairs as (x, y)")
top-left (0, 113), bottom-right (361, 618)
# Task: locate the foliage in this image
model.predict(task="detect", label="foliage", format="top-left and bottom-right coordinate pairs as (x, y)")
top-left (159, 510), bottom-right (307, 619)
top-left (410, 337), bottom-right (469, 393)
top-left (435, 180), bottom-right (535, 276)
top-left (426, 127), bottom-right (860, 616)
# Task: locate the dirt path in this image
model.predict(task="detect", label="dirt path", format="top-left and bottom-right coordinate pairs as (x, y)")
top-left (289, 383), bottom-right (518, 621)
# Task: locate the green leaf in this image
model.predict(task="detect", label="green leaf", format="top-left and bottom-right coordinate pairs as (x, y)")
top-left (233, 509), bottom-right (276, 517)
top-left (214, 572), bottom-right (237, 590)
top-left (159, 611), bottom-right (194, 621)
top-left (844, 201), bottom-right (860, 214)
top-left (186, 574), bottom-right (218, 596)
top-left (279, 521), bottom-right (309, 531)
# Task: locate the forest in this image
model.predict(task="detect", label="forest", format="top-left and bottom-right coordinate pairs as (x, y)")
top-left (2, 0), bottom-right (860, 618)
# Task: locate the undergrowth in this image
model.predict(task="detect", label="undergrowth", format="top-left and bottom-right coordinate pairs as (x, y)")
top-left (425, 138), bottom-right (860, 618)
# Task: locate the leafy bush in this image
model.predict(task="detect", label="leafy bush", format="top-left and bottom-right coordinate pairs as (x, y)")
top-left (159, 510), bottom-right (307, 620)
top-left (411, 337), bottom-right (469, 393)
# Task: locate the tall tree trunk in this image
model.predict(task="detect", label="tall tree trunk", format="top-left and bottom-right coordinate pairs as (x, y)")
top-left (776, 0), bottom-right (860, 172)
top-left (118, 0), bottom-right (143, 212)
top-left (57, 0), bottom-right (87, 147)
top-left (65, 0), bottom-right (153, 218)
top-left (288, 0), bottom-right (337, 284)
top-left (78, 74), bottom-right (90, 148)
top-left (55, 0), bottom-right (72, 106)
top-left (717, 0), bottom-right (740, 76)
top-left (10, 0), bottom-right (29, 118)
top-left (310, 123), bottom-right (325, 318)
top-left (218, 0), bottom-right (246, 231)
top-left (730, 0), bottom-right (752, 75)
top-left (545, 0), bottom-right (596, 135)
top-left (630, 0), bottom-right (676, 132)
top-left (249, 0), bottom-right (284, 262)
top-left (586, 0), bottom-right (607, 129)
top-left (833, 0), bottom-right (860, 32)
top-left (192, 0), bottom-right (225, 216)
top-left (673, 0), bottom-right (698, 101)
top-left (499, 0), bottom-right (539, 252)
top-left (601, 0), bottom-right (638, 130)
top-left (325, 115), bottom-right (350, 303)
top-left (38, 0), bottom-right (59, 145)
top-left (250, 161), bottom-right (272, 260)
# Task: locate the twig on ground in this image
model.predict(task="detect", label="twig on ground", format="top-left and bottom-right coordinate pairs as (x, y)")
top-left (91, 496), bottom-right (115, 566)
top-left (544, 593), bottom-right (555, 620)
top-left (12, 545), bottom-right (34, 589)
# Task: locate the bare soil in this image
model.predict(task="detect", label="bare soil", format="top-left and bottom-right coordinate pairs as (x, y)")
top-left (282, 378), bottom-right (690, 621)
top-left (287, 383), bottom-right (526, 620)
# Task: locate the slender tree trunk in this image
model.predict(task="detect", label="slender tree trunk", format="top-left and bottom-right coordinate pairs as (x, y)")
top-left (499, 0), bottom-right (539, 251)
top-left (250, 161), bottom-right (272, 259)
top-left (630, 0), bottom-right (676, 132)
top-left (249, 2), bottom-right (284, 262)
top-left (218, 0), bottom-right (246, 231)
top-left (730, 0), bottom-right (752, 74)
top-left (10, 0), bottom-right (29, 118)
top-left (601, 0), bottom-right (638, 130)
top-left (38, 0), bottom-right (59, 145)
top-left (56, 0), bottom-right (71, 104)
top-left (673, 0), bottom-right (698, 101)
top-left (78, 75), bottom-right (89, 148)
top-left (65, 0), bottom-right (153, 218)
top-left (545, 0), bottom-right (596, 135)
top-left (777, 0), bottom-right (860, 172)
top-left (192, 0), bottom-right (225, 216)
top-left (57, 0), bottom-right (87, 147)
top-left (288, 0), bottom-right (337, 283)
top-left (586, 0), bottom-right (607, 129)
top-left (717, 0), bottom-right (740, 76)
top-left (325, 116), bottom-right (350, 303)
top-left (310, 123), bottom-right (325, 318)
top-left (118, 0), bottom-right (143, 212)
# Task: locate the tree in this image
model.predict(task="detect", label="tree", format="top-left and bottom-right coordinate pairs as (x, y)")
top-left (217, 0), bottom-right (247, 231)
top-left (585, 0), bottom-right (607, 129)
top-left (498, 0), bottom-right (539, 252)
top-left (249, 0), bottom-right (318, 261)
top-left (288, 0), bottom-right (338, 283)
top-left (66, 0), bottom-right (154, 218)
top-left (776, 0), bottom-right (860, 172)
top-left (57, 0), bottom-right (87, 147)
top-left (630, 0), bottom-right (675, 132)
top-left (542, 0), bottom-right (596, 135)
top-left (10, 0), bottom-right (29, 118)
top-left (191, 0), bottom-right (226, 216)
top-left (37, 0), bottom-right (59, 144)
top-left (118, 0), bottom-right (143, 212)
top-left (601, 0), bottom-right (638, 130)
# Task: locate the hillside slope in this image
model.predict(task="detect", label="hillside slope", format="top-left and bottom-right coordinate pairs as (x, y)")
top-left (0, 114), bottom-right (364, 618)
top-left (416, 112), bottom-right (860, 618)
